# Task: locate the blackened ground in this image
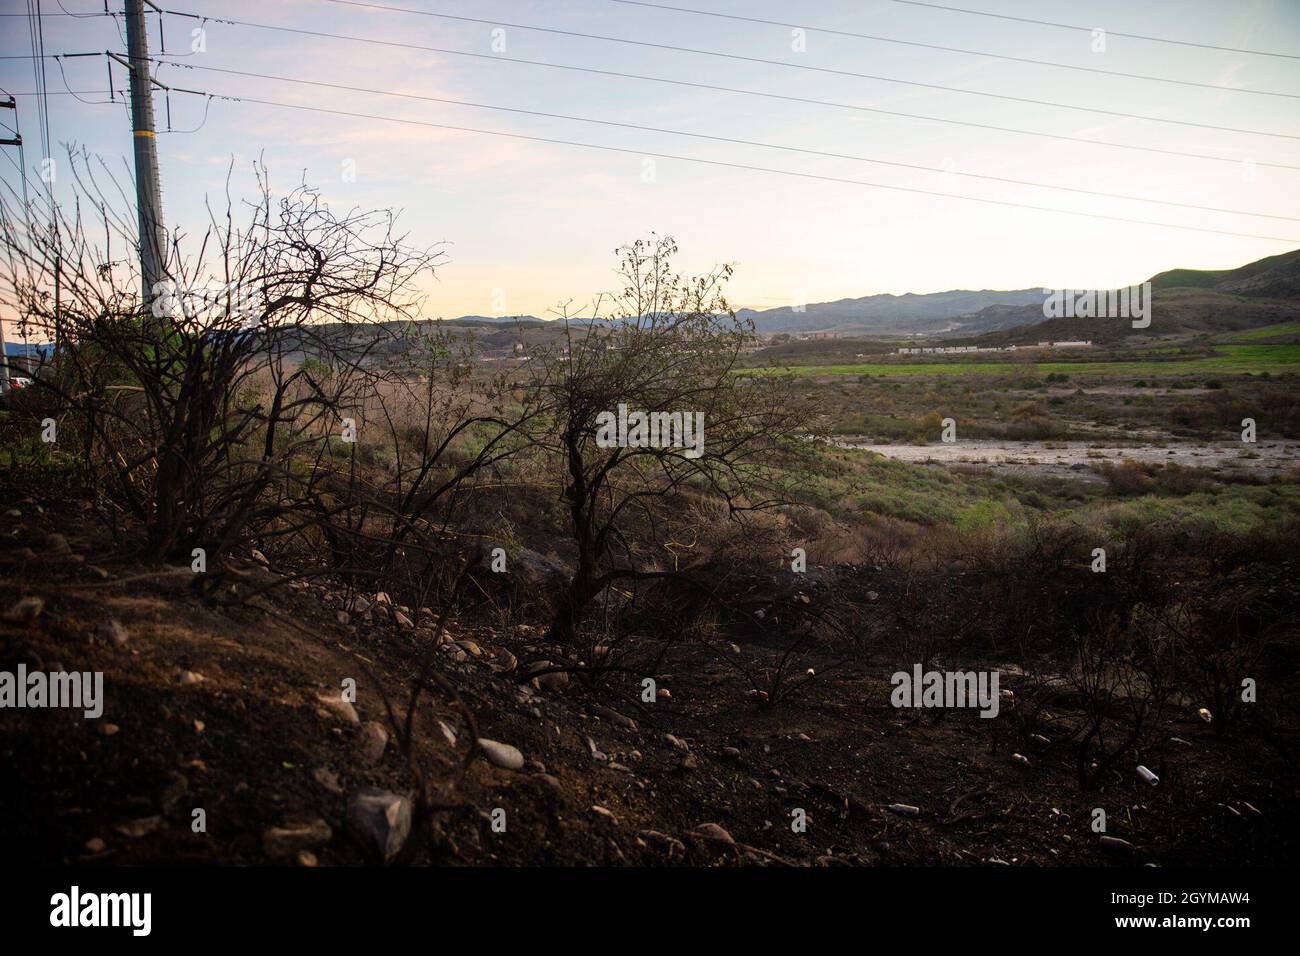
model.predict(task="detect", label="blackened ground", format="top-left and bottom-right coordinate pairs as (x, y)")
top-left (1, 480), bottom-right (1296, 866)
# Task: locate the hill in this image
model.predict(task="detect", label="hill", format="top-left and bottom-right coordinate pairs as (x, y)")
top-left (1150, 249), bottom-right (1300, 297)
top-left (730, 248), bottom-right (1300, 342)
top-left (968, 249), bottom-right (1300, 345)
top-left (736, 289), bottom-right (1045, 336)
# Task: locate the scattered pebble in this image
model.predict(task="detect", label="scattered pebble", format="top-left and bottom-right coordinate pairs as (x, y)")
top-left (4, 596), bottom-right (45, 623)
top-left (316, 693), bottom-right (360, 725)
top-left (115, 816), bottom-right (163, 839)
top-left (477, 738), bottom-right (524, 770)
top-left (358, 721), bottom-right (389, 764)
top-left (262, 819), bottom-right (332, 859)
top-left (313, 767), bottom-right (343, 795)
top-left (695, 822), bottom-right (735, 844)
top-left (98, 618), bottom-right (129, 647)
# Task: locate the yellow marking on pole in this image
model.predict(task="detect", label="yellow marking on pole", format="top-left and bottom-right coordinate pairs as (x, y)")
top-left (133, 129), bottom-right (155, 138)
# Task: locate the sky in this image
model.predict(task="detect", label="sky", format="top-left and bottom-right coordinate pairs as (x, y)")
top-left (2, 0), bottom-right (1299, 331)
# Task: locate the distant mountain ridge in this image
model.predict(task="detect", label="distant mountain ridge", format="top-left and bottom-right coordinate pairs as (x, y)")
top-left (731, 248), bottom-right (1300, 339)
top-left (734, 289), bottom-right (1046, 335)
top-left (1148, 248), bottom-right (1300, 298)
top-left (430, 249), bottom-right (1300, 338)
top-left (971, 248), bottom-right (1300, 345)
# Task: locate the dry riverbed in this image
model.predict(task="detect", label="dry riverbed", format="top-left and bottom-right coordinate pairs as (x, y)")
top-left (835, 438), bottom-right (1300, 481)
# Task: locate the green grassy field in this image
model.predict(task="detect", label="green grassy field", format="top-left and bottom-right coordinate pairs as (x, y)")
top-left (799, 441), bottom-right (1300, 535)
top-left (749, 344), bottom-right (1300, 378)
top-left (1231, 322), bottom-right (1300, 341)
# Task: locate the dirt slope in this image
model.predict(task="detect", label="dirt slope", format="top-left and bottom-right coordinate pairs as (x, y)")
top-left (2, 480), bottom-right (1295, 866)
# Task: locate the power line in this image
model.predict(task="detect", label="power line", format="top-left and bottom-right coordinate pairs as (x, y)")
top-left (0, 88), bottom-right (125, 95)
top-left (150, 57), bottom-right (1300, 224)
top-left (136, 13), bottom-right (1300, 170)
top-left (53, 54), bottom-right (120, 104)
top-left (888, 0), bottom-right (1300, 61)
top-left (597, 0), bottom-right (1300, 100)
top-left (26, 1), bottom-right (52, 169)
top-left (203, 1), bottom-right (1300, 141)
top-left (132, 83), bottom-right (1300, 244)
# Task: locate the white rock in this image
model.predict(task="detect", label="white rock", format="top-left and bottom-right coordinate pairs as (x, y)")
top-left (262, 819), bottom-right (332, 859)
top-left (477, 738), bottom-right (524, 770)
top-left (316, 693), bottom-right (360, 724)
top-left (359, 721), bottom-right (389, 764)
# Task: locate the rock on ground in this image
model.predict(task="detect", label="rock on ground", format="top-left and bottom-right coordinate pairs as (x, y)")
top-left (358, 721), bottom-right (389, 764)
top-left (477, 738), bottom-right (524, 770)
top-left (263, 819), bottom-right (332, 860)
top-left (346, 788), bottom-right (411, 864)
top-left (4, 596), bottom-right (44, 623)
top-left (316, 693), bottom-right (360, 725)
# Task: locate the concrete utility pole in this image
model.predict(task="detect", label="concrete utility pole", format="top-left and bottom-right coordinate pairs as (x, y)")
top-left (123, 0), bottom-right (166, 301)
top-left (0, 94), bottom-right (17, 392)
top-left (0, 312), bottom-right (9, 394)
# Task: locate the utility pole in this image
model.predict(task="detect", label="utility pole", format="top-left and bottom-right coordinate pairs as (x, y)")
top-left (123, 0), bottom-right (166, 302)
top-left (0, 94), bottom-right (18, 393)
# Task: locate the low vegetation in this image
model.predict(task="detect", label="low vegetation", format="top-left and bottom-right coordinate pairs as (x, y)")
top-left (2, 164), bottom-right (1296, 867)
